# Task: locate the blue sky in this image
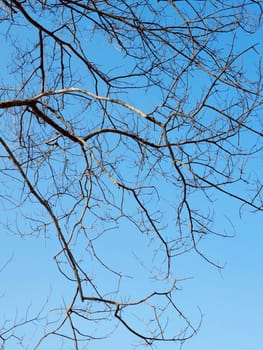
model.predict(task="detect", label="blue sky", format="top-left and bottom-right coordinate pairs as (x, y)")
top-left (1, 2), bottom-right (263, 350)
top-left (1, 197), bottom-right (262, 349)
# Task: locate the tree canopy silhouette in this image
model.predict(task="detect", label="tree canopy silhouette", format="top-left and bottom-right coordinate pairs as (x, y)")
top-left (0, 1), bottom-right (263, 349)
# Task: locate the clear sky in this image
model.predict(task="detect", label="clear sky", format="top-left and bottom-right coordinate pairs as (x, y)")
top-left (0, 2), bottom-right (263, 350)
top-left (1, 195), bottom-right (262, 349)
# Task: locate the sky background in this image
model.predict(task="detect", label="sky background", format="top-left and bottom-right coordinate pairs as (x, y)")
top-left (1, 189), bottom-right (262, 349)
top-left (1, 2), bottom-right (263, 350)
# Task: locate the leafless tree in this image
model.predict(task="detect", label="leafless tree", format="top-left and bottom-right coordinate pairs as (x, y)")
top-left (0, 0), bottom-right (263, 349)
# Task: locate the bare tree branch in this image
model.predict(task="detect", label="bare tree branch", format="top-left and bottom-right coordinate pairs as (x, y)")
top-left (0, 0), bottom-right (263, 348)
